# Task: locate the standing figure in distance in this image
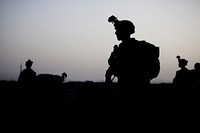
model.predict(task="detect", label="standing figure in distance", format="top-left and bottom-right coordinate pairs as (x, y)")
top-left (191, 62), bottom-right (200, 88)
top-left (18, 59), bottom-right (37, 88)
top-left (173, 55), bottom-right (191, 86)
top-left (173, 55), bottom-right (192, 100)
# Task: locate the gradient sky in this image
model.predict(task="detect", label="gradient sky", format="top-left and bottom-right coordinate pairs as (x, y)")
top-left (0, 0), bottom-right (200, 83)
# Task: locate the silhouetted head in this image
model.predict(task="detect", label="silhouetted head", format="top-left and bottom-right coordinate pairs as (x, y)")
top-left (108, 15), bottom-right (135, 40)
top-left (194, 62), bottom-right (200, 71)
top-left (25, 59), bottom-right (33, 69)
top-left (62, 72), bottom-right (67, 78)
top-left (176, 56), bottom-right (188, 68)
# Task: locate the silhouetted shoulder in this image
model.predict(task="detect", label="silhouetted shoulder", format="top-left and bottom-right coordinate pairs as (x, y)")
top-left (18, 69), bottom-right (36, 84)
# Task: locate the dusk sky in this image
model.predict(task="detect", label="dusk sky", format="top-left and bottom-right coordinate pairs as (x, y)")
top-left (0, 0), bottom-right (200, 83)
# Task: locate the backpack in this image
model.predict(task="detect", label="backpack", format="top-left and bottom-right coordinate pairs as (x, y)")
top-left (139, 40), bottom-right (160, 80)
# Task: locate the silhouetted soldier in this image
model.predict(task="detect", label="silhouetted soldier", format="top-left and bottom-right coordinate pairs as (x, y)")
top-left (190, 62), bottom-right (200, 100)
top-left (191, 62), bottom-right (200, 88)
top-left (107, 15), bottom-right (160, 102)
top-left (173, 56), bottom-right (193, 99)
top-left (18, 59), bottom-right (37, 88)
top-left (17, 59), bottom-right (37, 105)
top-left (173, 56), bottom-right (191, 86)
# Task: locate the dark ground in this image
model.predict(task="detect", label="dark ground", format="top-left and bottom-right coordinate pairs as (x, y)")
top-left (0, 80), bottom-right (199, 132)
top-left (1, 80), bottom-right (197, 105)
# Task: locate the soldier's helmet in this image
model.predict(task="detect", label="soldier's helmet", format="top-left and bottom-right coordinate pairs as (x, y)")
top-left (176, 55), bottom-right (188, 67)
top-left (25, 59), bottom-right (33, 68)
top-left (108, 15), bottom-right (135, 35)
top-left (194, 62), bottom-right (200, 71)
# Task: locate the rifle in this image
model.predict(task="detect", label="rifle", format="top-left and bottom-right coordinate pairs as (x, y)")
top-left (105, 45), bottom-right (119, 84)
